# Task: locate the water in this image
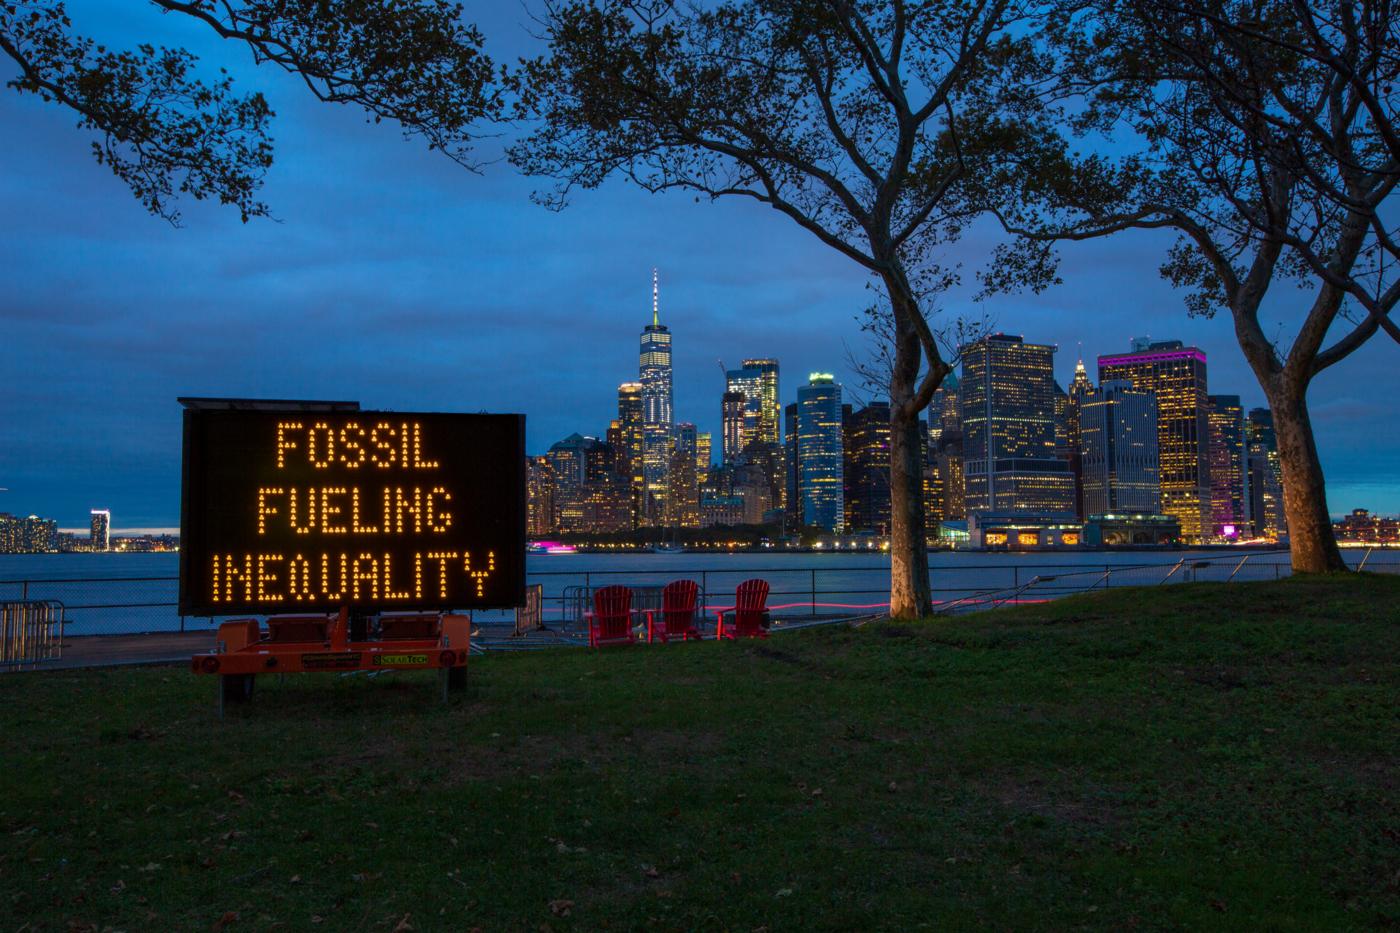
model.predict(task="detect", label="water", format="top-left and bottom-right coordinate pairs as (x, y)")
top-left (2, 546), bottom-right (1372, 637)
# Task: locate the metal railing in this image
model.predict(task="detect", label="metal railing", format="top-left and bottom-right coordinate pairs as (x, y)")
top-left (1, 550), bottom-right (1396, 641)
top-left (1, 600), bottom-right (65, 667)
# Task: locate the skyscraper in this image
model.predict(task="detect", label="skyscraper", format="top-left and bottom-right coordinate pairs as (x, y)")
top-left (90, 509), bottom-right (110, 552)
top-left (1099, 341), bottom-right (1212, 540)
top-left (694, 432), bottom-right (712, 477)
top-left (960, 334), bottom-right (1074, 514)
top-left (526, 455), bottom-right (557, 537)
top-left (1247, 407), bottom-right (1286, 540)
top-left (724, 358), bottom-right (780, 448)
top-left (639, 269), bottom-right (673, 524)
top-left (796, 373), bottom-right (845, 532)
top-left (746, 359), bottom-right (781, 444)
top-left (1065, 359), bottom-right (1094, 518)
top-left (667, 442), bottom-right (701, 528)
top-left (721, 390), bottom-right (747, 465)
top-left (784, 402), bottom-right (800, 533)
top-left (0, 514), bottom-right (59, 554)
top-left (617, 381), bottom-right (645, 526)
top-left (930, 374), bottom-right (965, 522)
top-left (844, 401), bottom-right (892, 534)
top-left (672, 421), bottom-right (701, 526)
top-left (1208, 394), bottom-right (1249, 537)
top-left (1079, 380), bottom-right (1160, 515)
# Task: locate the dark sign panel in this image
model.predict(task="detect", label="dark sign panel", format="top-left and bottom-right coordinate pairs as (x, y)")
top-left (179, 408), bottom-right (525, 615)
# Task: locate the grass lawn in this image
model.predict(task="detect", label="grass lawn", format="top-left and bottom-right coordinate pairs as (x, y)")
top-left (3, 574), bottom-right (1398, 931)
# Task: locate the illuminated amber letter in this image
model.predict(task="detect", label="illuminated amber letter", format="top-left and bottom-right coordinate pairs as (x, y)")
top-left (395, 487), bottom-right (424, 534)
top-left (426, 551), bottom-right (458, 599)
top-left (426, 487), bottom-right (453, 533)
top-left (382, 553), bottom-right (411, 600)
top-left (276, 422), bottom-right (302, 468)
top-left (221, 554), bottom-right (255, 604)
top-left (370, 422), bottom-right (396, 469)
top-left (289, 487), bottom-right (314, 535)
top-left (463, 550), bottom-right (496, 598)
top-left (288, 554), bottom-right (315, 600)
top-left (256, 487), bottom-right (283, 535)
top-left (338, 423), bottom-right (366, 468)
top-left (320, 552), bottom-right (347, 600)
top-left (308, 422), bottom-right (334, 469)
top-left (412, 422), bottom-right (439, 469)
top-left (351, 553), bottom-right (380, 600)
top-left (256, 554), bottom-right (284, 602)
top-left (320, 488), bottom-right (348, 534)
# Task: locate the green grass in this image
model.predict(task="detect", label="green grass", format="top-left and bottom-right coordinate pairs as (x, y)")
top-left (3, 575), bottom-right (1398, 931)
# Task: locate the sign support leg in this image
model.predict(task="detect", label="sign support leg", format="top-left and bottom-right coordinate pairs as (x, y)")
top-left (331, 605), bottom-right (349, 651)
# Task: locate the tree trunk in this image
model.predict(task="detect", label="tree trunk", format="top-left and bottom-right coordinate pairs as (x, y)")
top-left (1266, 380), bottom-right (1347, 574)
top-left (887, 314), bottom-right (934, 619)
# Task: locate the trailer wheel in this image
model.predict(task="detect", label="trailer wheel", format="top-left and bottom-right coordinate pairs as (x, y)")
top-left (220, 673), bottom-right (255, 704)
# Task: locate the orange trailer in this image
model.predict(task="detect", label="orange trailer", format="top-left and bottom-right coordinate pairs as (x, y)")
top-left (192, 607), bottom-right (472, 714)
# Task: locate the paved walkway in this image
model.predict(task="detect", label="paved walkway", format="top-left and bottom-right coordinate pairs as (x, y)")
top-left (7, 611), bottom-right (868, 671)
top-left (44, 632), bottom-right (216, 669)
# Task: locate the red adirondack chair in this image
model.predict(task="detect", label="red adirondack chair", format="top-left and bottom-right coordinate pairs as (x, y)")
top-left (715, 578), bottom-right (770, 639)
top-left (585, 585), bottom-right (638, 648)
top-left (646, 579), bottom-right (701, 643)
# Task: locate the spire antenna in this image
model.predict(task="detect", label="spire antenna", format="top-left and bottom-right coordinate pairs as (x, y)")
top-left (651, 267), bottom-right (659, 326)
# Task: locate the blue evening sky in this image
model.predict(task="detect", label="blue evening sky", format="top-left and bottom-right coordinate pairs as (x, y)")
top-left (1, 2), bottom-right (1395, 531)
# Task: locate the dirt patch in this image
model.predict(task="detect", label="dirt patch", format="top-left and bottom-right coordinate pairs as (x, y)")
top-left (446, 729), bottom-right (723, 785)
top-left (751, 644), bottom-right (835, 676)
top-left (995, 776), bottom-right (1126, 831)
top-left (1183, 666), bottom-right (1274, 691)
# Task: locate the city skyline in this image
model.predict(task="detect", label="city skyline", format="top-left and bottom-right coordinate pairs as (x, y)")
top-left (1, 3), bottom-right (1395, 529)
top-left (7, 301), bottom-right (1397, 533)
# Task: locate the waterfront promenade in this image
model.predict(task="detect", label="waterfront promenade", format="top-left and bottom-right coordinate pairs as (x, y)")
top-left (5, 548), bottom-right (1397, 668)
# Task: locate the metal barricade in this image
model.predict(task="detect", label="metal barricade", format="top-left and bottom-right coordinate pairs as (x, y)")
top-left (0, 600), bottom-right (64, 667)
top-left (561, 584), bottom-right (669, 628)
top-left (513, 584), bottom-right (545, 636)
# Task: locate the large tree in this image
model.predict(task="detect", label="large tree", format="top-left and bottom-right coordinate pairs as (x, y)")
top-left (512, 0), bottom-right (1056, 617)
top-left (990, 0), bottom-right (1399, 572)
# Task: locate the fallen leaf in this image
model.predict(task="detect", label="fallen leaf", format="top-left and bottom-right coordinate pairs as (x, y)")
top-left (226, 791), bottom-right (245, 804)
top-left (212, 910), bottom-right (239, 931)
top-left (775, 889), bottom-right (793, 898)
top-left (392, 914), bottom-right (413, 932)
top-left (548, 899), bottom-right (574, 917)
top-left (139, 862), bottom-right (161, 872)
top-left (642, 865), bottom-right (660, 878)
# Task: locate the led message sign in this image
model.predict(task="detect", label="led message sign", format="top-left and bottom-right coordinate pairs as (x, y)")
top-left (178, 408), bottom-right (525, 615)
